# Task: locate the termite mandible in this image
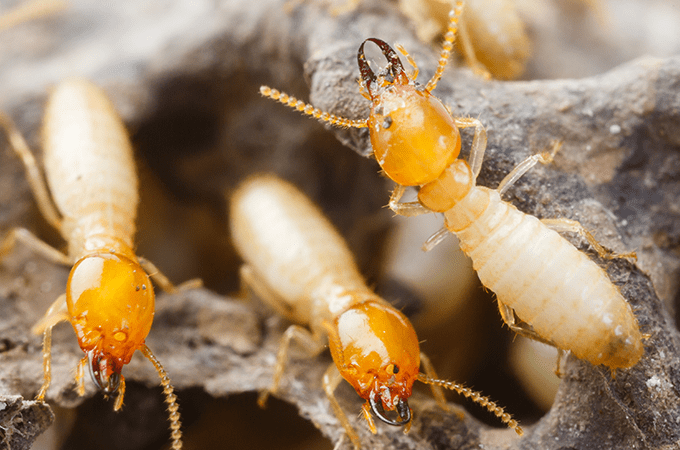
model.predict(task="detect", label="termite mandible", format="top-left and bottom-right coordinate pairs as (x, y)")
top-left (230, 174), bottom-right (522, 450)
top-left (0, 78), bottom-right (199, 449)
top-left (259, 1), bottom-right (643, 371)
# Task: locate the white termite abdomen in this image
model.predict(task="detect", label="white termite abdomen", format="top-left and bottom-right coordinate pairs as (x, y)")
top-left (42, 79), bottom-right (138, 259)
top-left (445, 186), bottom-right (643, 369)
top-left (230, 174), bottom-right (377, 330)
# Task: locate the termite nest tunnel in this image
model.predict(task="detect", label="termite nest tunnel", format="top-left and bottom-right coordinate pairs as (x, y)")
top-left (0, 0), bottom-right (680, 449)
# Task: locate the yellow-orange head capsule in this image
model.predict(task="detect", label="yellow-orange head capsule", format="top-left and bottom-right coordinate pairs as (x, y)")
top-left (67, 253), bottom-right (154, 393)
top-left (325, 300), bottom-right (420, 427)
top-left (358, 38), bottom-right (462, 187)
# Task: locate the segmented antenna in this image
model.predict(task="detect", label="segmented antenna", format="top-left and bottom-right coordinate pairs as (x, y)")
top-left (426, 1), bottom-right (464, 92)
top-left (418, 373), bottom-right (523, 436)
top-left (141, 345), bottom-right (183, 450)
top-left (260, 86), bottom-right (368, 129)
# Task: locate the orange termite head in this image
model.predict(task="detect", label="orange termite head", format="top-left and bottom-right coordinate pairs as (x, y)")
top-left (357, 38), bottom-right (462, 187)
top-left (325, 299), bottom-right (420, 429)
top-left (66, 252), bottom-right (155, 393)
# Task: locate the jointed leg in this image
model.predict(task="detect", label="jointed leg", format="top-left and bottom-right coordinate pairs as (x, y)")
top-left (454, 117), bottom-right (487, 180)
top-left (419, 352), bottom-right (449, 412)
top-left (113, 377), bottom-right (126, 411)
top-left (388, 184), bottom-right (432, 217)
top-left (456, 4), bottom-right (492, 80)
top-left (497, 301), bottom-right (558, 347)
top-left (258, 324), bottom-right (326, 407)
top-left (422, 227), bottom-right (450, 252)
top-left (497, 141), bottom-right (562, 196)
top-left (0, 112), bottom-right (62, 230)
top-left (76, 356), bottom-right (87, 396)
top-left (1, 228), bottom-right (70, 266)
top-left (499, 302), bottom-right (570, 377)
top-left (138, 257), bottom-right (202, 294)
top-left (323, 364), bottom-right (362, 450)
top-left (33, 294), bottom-right (68, 401)
top-left (541, 218), bottom-right (636, 260)
top-left (240, 265), bottom-right (299, 322)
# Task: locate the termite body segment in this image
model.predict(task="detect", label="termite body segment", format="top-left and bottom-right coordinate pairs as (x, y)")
top-left (230, 174), bottom-right (522, 449)
top-left (259, 2), bottom-right (642, 370)
top-left (0, 79), bottom-right (192, 449)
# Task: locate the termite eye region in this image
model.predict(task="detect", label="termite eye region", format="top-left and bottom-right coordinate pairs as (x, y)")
top-left (357, 38), bottom-right (408, 97)
top-left (369, 391), bottom-right (411, 427)
top-left (87, 349), bottom-right (121, 394)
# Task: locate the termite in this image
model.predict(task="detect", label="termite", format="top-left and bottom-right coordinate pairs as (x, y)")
top-left (0, 78), bottom-right (198, 449)
top-left (230, 173), bottom-right (522, 449)
top-left (259, 1), bottom-right (643, 370)
top-left (397, 0), bottom-right (531, 80)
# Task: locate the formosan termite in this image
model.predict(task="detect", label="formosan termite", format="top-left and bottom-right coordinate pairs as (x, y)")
top-left (398, 0), bottom-right (531, 80)
top-left (259, 2), bottom-right (643, 370)
top-left (230, 174), bottom-right (522, 450)
top-left (0, 78), bottom-right (199, 449)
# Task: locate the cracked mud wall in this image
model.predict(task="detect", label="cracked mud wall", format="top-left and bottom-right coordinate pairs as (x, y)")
top-left (0, 0), bottom-right (679, 449)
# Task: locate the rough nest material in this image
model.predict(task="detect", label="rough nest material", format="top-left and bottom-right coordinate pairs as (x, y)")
top-left (0, 0), bottom-right (679, 449)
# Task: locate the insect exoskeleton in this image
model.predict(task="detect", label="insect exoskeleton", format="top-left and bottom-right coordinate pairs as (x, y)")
top-left (397, 0), bottom-right (531, 80)
top-left (0, 78), bottom-right (200, 450)
top-left (258, 2), bottom-right (643, 371)
top-left (229, 173), bottom-right (522, 449)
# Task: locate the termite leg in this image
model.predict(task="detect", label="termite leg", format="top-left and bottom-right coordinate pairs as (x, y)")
top-left (496, 141), bottom-right (562, 196)
top-left (323, 364), bottom-right (362, 450)
top-left (32, 293), bottom-right (68, 335)
top-left (394, 43), bottom-right (419, 81)
top-left (258, 324), bottom-right (325, 408)
top-left (240, 265), bottom-right (299, 322)
top-left (34, 294), bottom-right (67, 401)
top-left (541, 218), bottom-right (637, 261)
top-left (498, 301), bottom-right (560, 347)
top-left (425, 1), bottom-right (464, 92)
top-left (113, 377), bottom-right (126, 411)
top-left (454, 117), bottom-right (487, 181)
top-left (555, 349), bottom-right (569, 378)
top-left (0, 228), bottom-right (71, 266)
top-left (76, 356), bottom-right (87, 396)
top-left (35, 324), bottom-right (53, 402)
top-left (422, 226), bottom-right (450, 252)
top-left (137, 257), bottom-right (202, 294)
top-left (419, 353), bottom-right (450, 412)
top-left (455, 3), bottom-right (492, 80)
top-left (0, 112), bottom-right (62, 230)
top-left (388, 185), bottom-right (432, 217)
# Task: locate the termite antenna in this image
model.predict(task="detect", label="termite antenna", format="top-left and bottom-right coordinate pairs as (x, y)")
top-left (426, 1), bottom-right (464, 92)
top-left (417, 373), bottom-right (523, 436)
top-left (141, 345), bottom-right (183, 450)
top-left (259, 86), bottom-right (368, 129)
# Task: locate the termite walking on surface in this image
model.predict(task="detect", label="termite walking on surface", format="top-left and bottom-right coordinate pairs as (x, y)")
top-left (259, 1), bottom-right (643, 371)
top-left (230, 174), bottom-right (522, 450)
top-left (0, 78), bottom-right (200, 449)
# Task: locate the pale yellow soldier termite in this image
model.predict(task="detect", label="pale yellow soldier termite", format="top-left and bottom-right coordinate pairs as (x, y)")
top-left (230, 174), bottom-right (522, 449)
top-left (0, 78), bottom-right (200, 450)
top-left (259, 2), bottom-right (643, 370)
